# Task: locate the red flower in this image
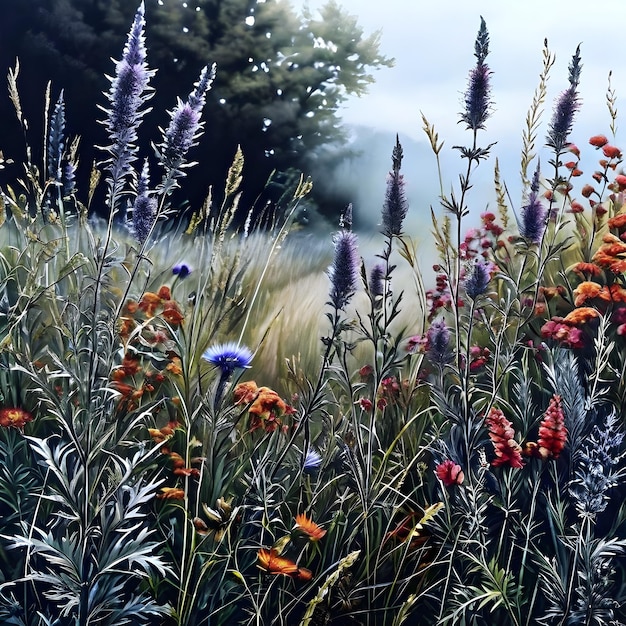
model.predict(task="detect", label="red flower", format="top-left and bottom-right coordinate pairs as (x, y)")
top-left (602, 145), bottom-right (622, 159)
top-left (581, 184), bottom-right (595, 198)
top-left (486, 407), bottom-right (524, 469)
top-left (435, 460), bottom-right (464, 486)
top-left (0, 407), bottom-right (33, 429)
top-left (538, 394), bottom-right (567, 459)
top-left (589, 134), bottom-right (609, 148)
top-left (257, 549), bottom-right (312, 581)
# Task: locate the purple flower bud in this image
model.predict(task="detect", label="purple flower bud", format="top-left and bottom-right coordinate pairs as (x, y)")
top-left (369, 263), bottom-right (385, 299)
top-left (427, 318), bottom-right (452, 366)
top-left (329, 230), bottom-right (360, 310)
top-left (131, 159), bottom-right (156, 245)
top-left (173, 263), bottom-right (192, 278)
top-left (465, 259), bottom-right (492, 299)
top-left (520, 164), bottom-right (546, 243)
top-left (382, 136), bottom-right (409, 237)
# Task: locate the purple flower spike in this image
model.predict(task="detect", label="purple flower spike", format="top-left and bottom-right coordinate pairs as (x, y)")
top-left (381, 136), bottom-right (409, 237)
top-left (131, 159), bottom-right (157, 245)
top-left (547, 45), bottom-right (582, 153)
top-left (103, 1), bottom-right (154, 200)
top-left (460, 17), bottom-right (492, 131)
top-left (328, 230), bottom-right (360, 311)
top-left (427, 318), bottom-right (452, 366)
top-left (520, 164), bottom-right (546, 243)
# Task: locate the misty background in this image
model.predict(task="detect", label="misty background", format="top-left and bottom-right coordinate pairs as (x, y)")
top-left (299, 0), bottom-right (626, 241)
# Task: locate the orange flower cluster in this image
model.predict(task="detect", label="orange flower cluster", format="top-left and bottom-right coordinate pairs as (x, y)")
top-left (157, 487), bottom-right (185, 500)
top-left (523, 395), bottom-right (567, 460)
top-left (593, 233), bottom-right (626, 274)
top-left (486, 407), bottom-right (524, 469)
top-left (0, 407), bottom-right (33, 430)
top-left (233, 381), bottom-right (296, 433)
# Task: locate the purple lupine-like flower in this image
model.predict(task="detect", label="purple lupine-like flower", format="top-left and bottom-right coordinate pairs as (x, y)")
top-left (427, 318), bottom-right (452, 366)
top-left (47, 91), bottom-right (65, 182)
top-left (159, 64), bottom-right (216, 179)
top-left (546, 45), bottom-right (582, 153)
top-left (328, 230), bottom-right (360, 310)
top-left (520, 163), bottom-right (546, 243)
top-left (369, 263), bottom-right (385, 299)
top-left (464, 258), bottom-right (492, 299)
top-left (381, 136), bottom-right (409, 237)
top-left (103, 1), bottom-right (154, 194)
top-left (131, 159), bottom-right (157, 245)
top-left (460, 17), bottom-right (492, 131)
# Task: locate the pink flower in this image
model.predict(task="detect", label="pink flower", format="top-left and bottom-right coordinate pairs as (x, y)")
top-left (435, 460), bottom-right (464, 486)
top-left (538, 394), bottom-right (567, 459)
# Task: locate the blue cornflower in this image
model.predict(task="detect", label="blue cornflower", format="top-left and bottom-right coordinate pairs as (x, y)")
top-left (203, 342), bottom-right (253, 376)
top-left (464, 259), bottom-right (492, 300)
top-left (173, 263), bottom-right (192, 278)
top-left (303, 448), bottom-right (322, 475)
top-left (520, 163), bottom-right (546, 243)
top-left (328, 230), bottom-right (360, 310)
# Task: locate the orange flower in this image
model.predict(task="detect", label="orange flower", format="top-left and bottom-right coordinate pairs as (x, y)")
top-left (570, 262), bottom-right (602, 277)
top-left (233, 381), bottom-right (260, 404)
top-left (608, 213), bottom-right (626, 230)
top-left (589, 134), bottom-right (609, 148)
top-left (563, 307), bottom-right (600, 326)
top-left (573, 281), bottom-right (602, 306)
top-left (257, 549), bottom-right (312, 581)
top-left (166, 357), bottom-right (183, 376)
top-left (157, 285), bottom-right (172, 300)
top-left (138, 291), bottom-right (162, 316)
top-left (603, 145), bottom-right (622, 159)
top-left (0, 407), bottom-right (33, 429)
top-left (294, 513), bottom-right (327, 541)
top-left (538, 394), bottom-right (567, 459)
top-left (161, 301), bottom-right (184, 325)
top-left (486, 407), bottom-right (524, 469)
top-left (157, 487), bottom-right (185, 500)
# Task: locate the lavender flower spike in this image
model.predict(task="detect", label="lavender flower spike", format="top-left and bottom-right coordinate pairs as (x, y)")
top-left (131, 159), bottom-right (157, 245)
top-left (520, 163), bottom-right (546, 243)
top-left (546, 45), bottom-right (582, 152)
top-left (328, 230), bottom-right (360, 311)
top-left (459, 17), bottom-right (492, 131)
top-left (103, 1), bottom-right (154, 199)
top-left (381, 135), bottom-right (409, 237)
top-left (159, 64), bottom-right (216, 187)
top-left (48, 91), bottom-right (65, 182)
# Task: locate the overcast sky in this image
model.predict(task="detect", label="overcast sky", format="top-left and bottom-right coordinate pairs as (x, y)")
top-left (298, 0), bottom-right (626, 234)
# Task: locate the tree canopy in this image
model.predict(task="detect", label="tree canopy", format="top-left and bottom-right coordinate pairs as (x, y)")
top-left (0, 0), bottom-right (393, 225)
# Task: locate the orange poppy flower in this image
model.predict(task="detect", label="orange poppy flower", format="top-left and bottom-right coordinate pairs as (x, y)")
top-left (138, 291), bottom-right (162, 316)
top-left (570, 262), bottom-right (602, 277)
top-left (294, 513), bottom-right (327, 541)
top-left (233, 381), bottom-right (260, 405)
top-left (157, 285), bottom-right (172, 301)
top-left (161, 301), bottom-right (184, 325)
top-left (0, 407), bottom-right (33, 429)
top-left (257, 549), bottom-right (312, 581)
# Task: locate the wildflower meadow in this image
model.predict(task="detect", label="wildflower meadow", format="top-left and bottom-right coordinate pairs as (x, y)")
top-left (1, 4), bottom-right (626, 625)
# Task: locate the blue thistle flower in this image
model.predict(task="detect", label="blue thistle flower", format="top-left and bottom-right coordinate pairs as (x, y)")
top-left (102, 1), bottom-right (154, 199)
top-left (460, 17), bottom-right (492, 131)
top-left (159, 64), bottom-right (216, 189)
top-left (381, 136), bottom-right (409, 237)
top-left (520, 163), bottom-right (546, 243)
top-left (303, 448), bottom-right (322, 474)
top-left (328, 230), bottom-right (360, 311)
top-left (202, 342), bottom-right (253, 376)
top-left (131, 159), bottom-right (157, 245)
top-left (427, 318), bottom-right (452, 366)
top-left (47, 91), bottom-right (65, 182)
top-left (546, 45), bottom-right (582, 152)
top-left (464, 259), bottom-right (491, 299)
top-left (173, 263), bottom-right (192, 278)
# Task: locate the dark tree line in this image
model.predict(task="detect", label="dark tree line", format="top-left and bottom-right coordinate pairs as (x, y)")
top-left (0, 0), bottom-right (392, 225)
